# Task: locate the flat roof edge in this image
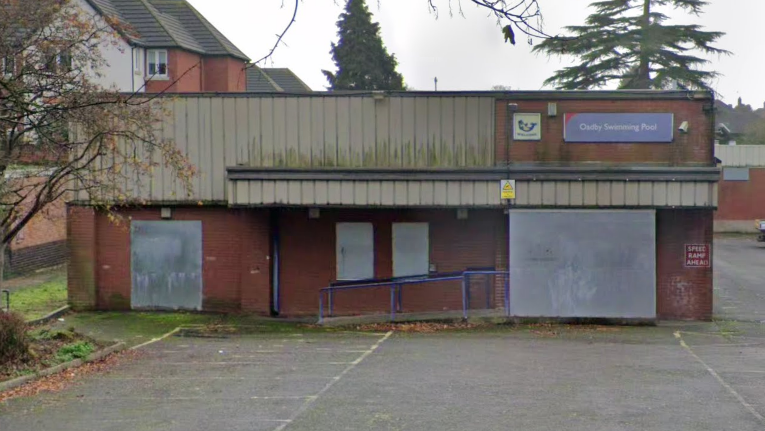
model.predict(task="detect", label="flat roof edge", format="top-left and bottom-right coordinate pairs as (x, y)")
top-left (122, 90), bottom-right (713, 100)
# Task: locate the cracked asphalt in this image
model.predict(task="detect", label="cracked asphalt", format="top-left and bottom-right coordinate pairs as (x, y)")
top-left (1, 237), bottom-right (765, 431)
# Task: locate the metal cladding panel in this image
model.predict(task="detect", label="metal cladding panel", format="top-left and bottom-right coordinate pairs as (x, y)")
top-left (715, 144), bottom-right (765, 167)
top-left (131, 221), bottom-right (203, 311)
top-left (509, 210), bottom-right (656, 318)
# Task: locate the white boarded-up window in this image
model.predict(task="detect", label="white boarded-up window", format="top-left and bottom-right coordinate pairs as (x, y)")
top-left (393, 223), bottom-right (429, 277)
top-left (336, 223), bottom-right (374, 280)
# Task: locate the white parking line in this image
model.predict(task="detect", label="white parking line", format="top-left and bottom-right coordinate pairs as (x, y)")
top-left (674, 331), bottom-right (765, 424)
top-left (272, 331), bottom-right (394, 431)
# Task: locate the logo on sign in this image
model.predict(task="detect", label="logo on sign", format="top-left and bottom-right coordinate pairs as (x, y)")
top-left (500, 180), bottom-right (516, 200)
top-left (513, 113), bottom-right (541, 141)
top-left (684, 244), bottom-right (710, 268)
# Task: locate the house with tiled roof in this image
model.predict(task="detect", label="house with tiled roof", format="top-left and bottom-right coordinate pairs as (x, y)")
top-left (245, 66), bottom-right (312, 93)
top-left (80, 0), bottom-right (251, 93)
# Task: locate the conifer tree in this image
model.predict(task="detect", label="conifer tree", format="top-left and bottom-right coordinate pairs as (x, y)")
top-left (322, 0), bottom-right (405, 91)
top-left (533, 0), bottom-right (728, 90)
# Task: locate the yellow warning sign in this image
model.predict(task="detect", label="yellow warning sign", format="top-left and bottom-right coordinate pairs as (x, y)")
top-left (500, 180), bottom-right (516, 200)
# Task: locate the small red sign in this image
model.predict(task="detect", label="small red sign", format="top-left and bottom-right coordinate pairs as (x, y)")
top-left (685, 244), bottom-right (711, 268)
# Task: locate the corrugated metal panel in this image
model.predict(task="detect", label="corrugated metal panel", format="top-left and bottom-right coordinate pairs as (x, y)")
top-left (227, 179), bottom-right (716, 208)
top-left (715, 144), bottom-right (765, 167)
top-left (94, 95), bottom-right (496, 203)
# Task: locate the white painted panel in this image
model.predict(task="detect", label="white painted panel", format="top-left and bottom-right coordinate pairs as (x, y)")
top-left (667, 182), bottom-right (681, 206)
top-left (394, 181), bottom-right (408, 205)
top-left (542, 182), bottom-right (556, 206)
top-left (681, 182), bottom-right (696, 206)
top-left (324, 98), bottom-right (338, 166)
top-left (434, 181), bottom-right (448, 205)
top-left (408, 182), bottom-right (421, 206)
top-left (381, 182), bottom-right (395, 205)
top-left (287, 181), bottom-right (302, 204)
top-left (368, 181), bottom-right (382, 205)
top-left (362, 98), bottom-right (376, 166)
top-left (248, 180), bottom-right (262, 205)
top-left (349, 97), bottom-right (363, 166)
top-left (555, 182), bottom-right (570, 206)
top-left (625, 182), bottom-right (639, 206)
top-left (337, 223), bottom-right (374, 280)
top-left (393, 223), bottom-right (429, 277)
top-left (529, 182), bottom-right (543, 206)
top-left (446, 181), bottom-right (461, 206)
top-left (260, 98), bottom-right (274, 167)
top-left (638, 182), bottom-right (653, 206)
top-left (596, 182), bottom-right (611, 206)
top-left (354, 181), bottom-right (368, 205)
top-left (474, 182), bottom-right (488, 206)
top-left (460, 181), bottom-right (474, 205)
top-left (241, 98), bottom-right (255, 165)
top-left (275, 181), bottom-right (288, 204)
top-left (315, 181), bottom-right (329, 205)
top-left (311, 98), bottom-right (325, 166)
top-left (569, 182), bottom-right (584, 206)
top-left (610, 181), bottom-right (625, 206)
top-left (340, 181), bottom-right (355, 205)
top-left (328, 181), bottom-right (342, 204)
top-left (420, 181), bottom-right (435, 206)
top-left (301, 181), bottom-right (315, 205)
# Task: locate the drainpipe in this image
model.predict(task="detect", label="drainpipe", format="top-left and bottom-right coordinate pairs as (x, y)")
top-left (270, 210), bottom-right (280, 315)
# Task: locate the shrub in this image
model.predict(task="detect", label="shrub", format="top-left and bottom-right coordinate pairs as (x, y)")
top-left (0, 312), bottom-right (30, 363)
top-left (55, 342), bottom-right (95, 363)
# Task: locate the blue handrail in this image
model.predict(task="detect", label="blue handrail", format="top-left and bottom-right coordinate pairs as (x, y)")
top-left (318, 270), bottom-right (509, 322)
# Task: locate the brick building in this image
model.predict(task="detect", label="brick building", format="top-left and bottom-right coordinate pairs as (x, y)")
top-left (714, 144), bottom-right (765, 233)
top-left (68, 91), bottom-right (719, 320)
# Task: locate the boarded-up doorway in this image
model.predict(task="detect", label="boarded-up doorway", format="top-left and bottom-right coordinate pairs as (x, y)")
top-left (131, 221), bottom-right (203, 310)
top-left (509, 210), bottom-right (656, 318)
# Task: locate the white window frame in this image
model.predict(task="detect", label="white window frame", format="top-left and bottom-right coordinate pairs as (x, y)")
top-left (133, 48), bottom-right (143, 75)
top-left (1, 56), bottom-right (14, 76)
top-left (147, 49), bottom-right (168, 79)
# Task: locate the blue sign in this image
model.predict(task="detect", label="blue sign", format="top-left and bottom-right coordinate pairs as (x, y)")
top-left (564, 113), bottom-right (674, 143)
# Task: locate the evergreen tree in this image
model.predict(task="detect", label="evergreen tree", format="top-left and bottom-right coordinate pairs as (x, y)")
top-left (322, 0), bottom-right (405, 91)
top-left (532, 0), bottom-right (729, 90)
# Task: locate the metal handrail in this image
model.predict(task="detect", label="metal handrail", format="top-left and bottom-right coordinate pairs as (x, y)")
top-left (318, 270), bottom-right (509, 322)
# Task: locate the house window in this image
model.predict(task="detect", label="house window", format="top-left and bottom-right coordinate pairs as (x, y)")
top-left (336, 223), bottom-right (374, 280)
top-left (147, 50), bottom-right (168, 77)
top-left (58, 50), bottom-right (72, 73)
top-left (133, 49), bottom-right (143, 74)
top-left (42, 50), bottom-right (72, 73)
top-left (392, 223), bottom-right (429, 277)
top-left (2, 56), bottom-right (15, 76)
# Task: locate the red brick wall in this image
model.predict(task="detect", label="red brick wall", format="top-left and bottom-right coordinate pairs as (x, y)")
top-left (715, 168), bottom-right (765, 222)
top-left (495, 99), bottom-right (714, 166)
top-left (203, 57), bottom-right (246, 92)
top-left (656, 209), bottom-right (714, 320)
top-left (69, 206), bottom-right (271, 313)
top-left (277, 209), bottom-right (503, 316)
top-left (68, 206), bottom-right (97, 310)
top-left (145, 50), bottom-right (203, 93)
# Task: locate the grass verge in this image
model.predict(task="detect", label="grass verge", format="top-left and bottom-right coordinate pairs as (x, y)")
top-left (5, 274), bottom-right (67, 320)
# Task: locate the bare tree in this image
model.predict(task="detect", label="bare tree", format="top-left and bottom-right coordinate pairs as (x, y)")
top-left (0, 0), bottom-right (195, 283)
top-left (251, 0), bottom-right (553, 68)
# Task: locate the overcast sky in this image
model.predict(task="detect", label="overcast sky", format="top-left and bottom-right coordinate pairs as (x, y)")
top-left (187, 0), bottom-right (761, 108)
